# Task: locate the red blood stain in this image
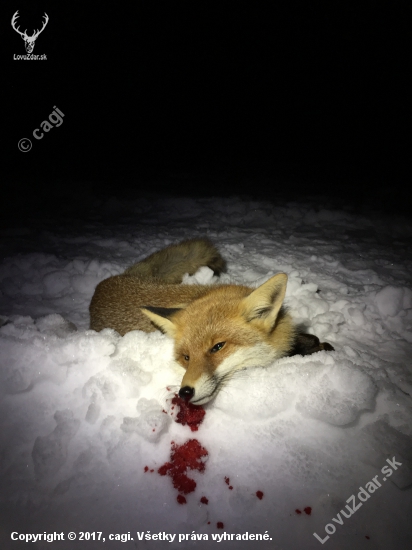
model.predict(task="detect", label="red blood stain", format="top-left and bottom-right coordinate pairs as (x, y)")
top-left (295, 509), bottom-right (302, 514)
top-left (217, 522), bottom-right (224, 529)
top-left (365, 536), bottom-right (370, 540)
top-left (144, 466), bottom-right (149, 472)
top-left (224, 476), bottom-right (233, 489)
top-left (150, 469), bottom-right (154, 473)
top-left (158, 439), bottom-right (208, 494)
top-left (177, 495), bottom-right (186, 505)
top-left (256, 491), bottom-right (264, 500)
top-left (162, 409), bottom-right (167, 414)
top-left (172, 395), bottom-right (205, 431)
top-left (207, 522), bottom-right (210, 525)
top-left (200, 496), bottom-right (209, 504)
top-left (304, 507), bottom-right (312, 515)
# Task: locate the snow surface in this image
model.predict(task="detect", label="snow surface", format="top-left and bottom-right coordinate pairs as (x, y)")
top-left (1, 193), bottom-right (412, 549)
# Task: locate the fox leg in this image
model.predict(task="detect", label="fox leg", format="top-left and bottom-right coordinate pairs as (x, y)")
top-left (290, 333), bottom-right (334, 356)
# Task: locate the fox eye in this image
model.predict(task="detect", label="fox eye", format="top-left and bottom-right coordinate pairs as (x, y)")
top-left (183, 354), bottom-right (190, 361)
top-left (210, 342), bottom-right (225, 353)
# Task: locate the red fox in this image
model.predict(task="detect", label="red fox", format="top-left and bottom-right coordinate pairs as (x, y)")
top-left (90, 238), bottom-right (334, 404)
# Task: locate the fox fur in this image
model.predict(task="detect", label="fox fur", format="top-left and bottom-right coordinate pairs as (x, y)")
top-left (123, 237), bottom-right (226, 283)
top-left (89, 238), bottom-right (334, 404)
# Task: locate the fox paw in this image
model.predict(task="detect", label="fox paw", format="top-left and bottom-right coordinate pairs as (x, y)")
top-left (319, 342), bottom-right (335, 352)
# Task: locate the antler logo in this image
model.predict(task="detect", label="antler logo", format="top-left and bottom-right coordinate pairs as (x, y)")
top-left (11, 11), bottom-right (49, 53)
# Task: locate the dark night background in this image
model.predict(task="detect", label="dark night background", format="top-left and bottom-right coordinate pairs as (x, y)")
top-left (3, 0), bottom-right (410, 220)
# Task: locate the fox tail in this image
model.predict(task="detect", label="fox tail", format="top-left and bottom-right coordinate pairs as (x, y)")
top-left (123, 238), bottom-right (226, 283)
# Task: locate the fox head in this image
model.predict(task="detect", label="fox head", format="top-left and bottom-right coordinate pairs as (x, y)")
top-left (141, 273), bottom-right (294, 405)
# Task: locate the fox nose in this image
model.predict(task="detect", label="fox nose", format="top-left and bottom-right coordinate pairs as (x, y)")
top-left (179, 386), bottom-right (194, 401)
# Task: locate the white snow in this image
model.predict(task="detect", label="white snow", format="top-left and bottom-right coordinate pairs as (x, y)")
top-left (1, 194), bottom-right (412, 549)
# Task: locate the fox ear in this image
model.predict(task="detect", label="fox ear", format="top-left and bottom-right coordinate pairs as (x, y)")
top-left (241, 273), bottom-right (288, 330)
top-left (140, 306), bottom-right (181, 337)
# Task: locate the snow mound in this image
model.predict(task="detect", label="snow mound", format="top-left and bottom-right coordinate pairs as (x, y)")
top-left (121, 398), bottom-right (170, 442)
top-left (214, 353), bottom-right (376, 426)
top-left (375, 285), bottom-right (412, 318)
top-left (32, 409), bottom-right (81, 481)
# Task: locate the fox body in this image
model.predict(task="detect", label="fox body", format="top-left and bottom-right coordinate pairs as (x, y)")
top-left (90, 238), bottom-right (333, 404)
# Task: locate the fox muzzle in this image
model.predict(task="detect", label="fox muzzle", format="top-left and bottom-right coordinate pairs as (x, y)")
top-left (179, 386), bottom-right (195, 401)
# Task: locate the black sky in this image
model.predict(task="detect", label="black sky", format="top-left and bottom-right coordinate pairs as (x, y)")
top-left (4, 0), bottom-right (410, 209)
